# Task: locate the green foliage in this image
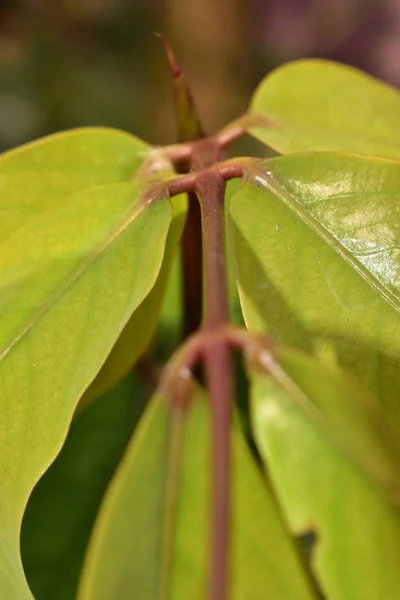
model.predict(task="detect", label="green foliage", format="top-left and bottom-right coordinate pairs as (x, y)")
top-left (229, 154), bottom-right (400, 421)
top-left (248, 59), bottom-right (400, 158)
top-left (82, 188), bottom-right (187, 403)
top-left (1, 58), bottom-right (400, 600)
top-left (77, 386), bottom-right (315, 600)
top-left (251, 346), bottom-right (400, 599)
top-left (0, 129), bottom-right (174, 597)
top-left (21, 374), bottom-right (144, 600)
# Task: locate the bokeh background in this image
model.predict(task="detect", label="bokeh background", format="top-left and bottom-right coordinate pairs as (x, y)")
top-left (1, 0), bottom-right (400, 153)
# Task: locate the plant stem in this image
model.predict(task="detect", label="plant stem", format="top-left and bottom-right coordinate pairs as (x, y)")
top-left (203, 340), bottom-right (232, 600)
top-left (196, 171), bottom-right (233, 600)
top-left (197, 171), bottom-right (230, 328)
top-left (166, 160), bottom-right (245, 197)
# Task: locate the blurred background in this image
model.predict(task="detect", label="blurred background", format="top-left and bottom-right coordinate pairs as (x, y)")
top-left (1, 0), bottom-right (399, 153)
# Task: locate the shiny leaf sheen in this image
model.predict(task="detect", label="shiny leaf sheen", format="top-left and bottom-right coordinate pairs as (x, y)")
top-left (230, 153), bottom-right (400, 426)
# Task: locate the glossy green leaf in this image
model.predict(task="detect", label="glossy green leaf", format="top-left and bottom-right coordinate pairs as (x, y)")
top-left (248, 59), bottom-right (400, 159)
top-left (21, 373), bottom-right (145, 600)
top-left (251, 347), bottom-right (400, 599)
top-left (77, 386), bottom-right (316, 600)
top-left (0, 130), bottom-right (173, 597)
top-left (229, 153), bottom-right (400, 426)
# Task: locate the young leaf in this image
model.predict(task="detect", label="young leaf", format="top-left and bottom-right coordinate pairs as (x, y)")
top-left (247, 59), bottom-right (400, 159)
top-left (77, 386), bottom-right (316, 600)
top-left (251, 346), bottom-right (400, 600)
top-left (0, 130), bottom-right (173, 596)
top-left (229, 153), bottom-right (400, 427)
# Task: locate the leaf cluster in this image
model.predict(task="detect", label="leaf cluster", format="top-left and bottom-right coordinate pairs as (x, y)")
top-left (1, 59), bottom-right (400, 599)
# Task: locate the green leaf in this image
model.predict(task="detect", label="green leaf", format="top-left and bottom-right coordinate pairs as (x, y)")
top-left (0, 127), bottom-right (149, 242)
top-left (251, 347), bottom-right (400, 599)
top-left (82, 190), bottom-right (187, 402)
top-left (0, 131), bottom-right (173, 597)
top-left (77, 386), bottom-right (316, 600)
top-left (229, 153), bottom-right (400, 426)
top-left (255, 344), bottom-right (400, 507)
top-left (0, 128), bottom-right (186, 404)
top-left (21, 373), bottom-right (146, 600)
top-left (248, 59), bottom-right (400, 159)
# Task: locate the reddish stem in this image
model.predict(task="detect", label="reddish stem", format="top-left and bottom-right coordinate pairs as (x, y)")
top-left (166, 161), bottom-right (244, 197)
top-left (196, 171), bottom-right (233, 600)
top-left (158, 137), bottom-right (252, 600)
top-left (203, 340), bottom-right (233, 600)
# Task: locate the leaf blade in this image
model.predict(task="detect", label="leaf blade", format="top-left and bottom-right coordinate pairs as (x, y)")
top-left (77, 386), bottom-right (316, 600)
top-left (248, 60), bottom-right (400, 159)
top-left (229, 153), bottom-right (400, 425)
top-left (21, 373), bottom-right (145, 600)
top-left (0, 127), bottom-right (149, 242)
top-left (251, 347), bottom-right (400, 600)
top-left (0, 129), bottom-right (174, 597)
top-left (83, 191), bottom-right (187, 402)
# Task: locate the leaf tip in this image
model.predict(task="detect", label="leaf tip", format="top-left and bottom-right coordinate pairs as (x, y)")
top-left (155, 32), bottom-right (182, 79)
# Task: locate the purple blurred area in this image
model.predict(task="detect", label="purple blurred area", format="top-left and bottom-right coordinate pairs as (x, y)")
top-left (256, 0), bottom-right (400, 83)
top-left (0, 0), bottom-right (398, 150)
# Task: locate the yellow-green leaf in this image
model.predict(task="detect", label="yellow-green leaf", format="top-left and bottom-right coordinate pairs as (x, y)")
top-left (21, 373), bottom-right (145, 600)
top-left (0, 127), bottom-right (149, 242)
top-left (83, 191), bottom-right (187, 402)
top-left (0, 130), bottom-right (173, 597)
top-left (251, 347), bottom-right (400, 600)
top-left (78, 387), bottom-right (316, 600)
top-left (229, 153), bottom-right (400, 426)
top-left (247, 60), bottom-right (400, 159)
